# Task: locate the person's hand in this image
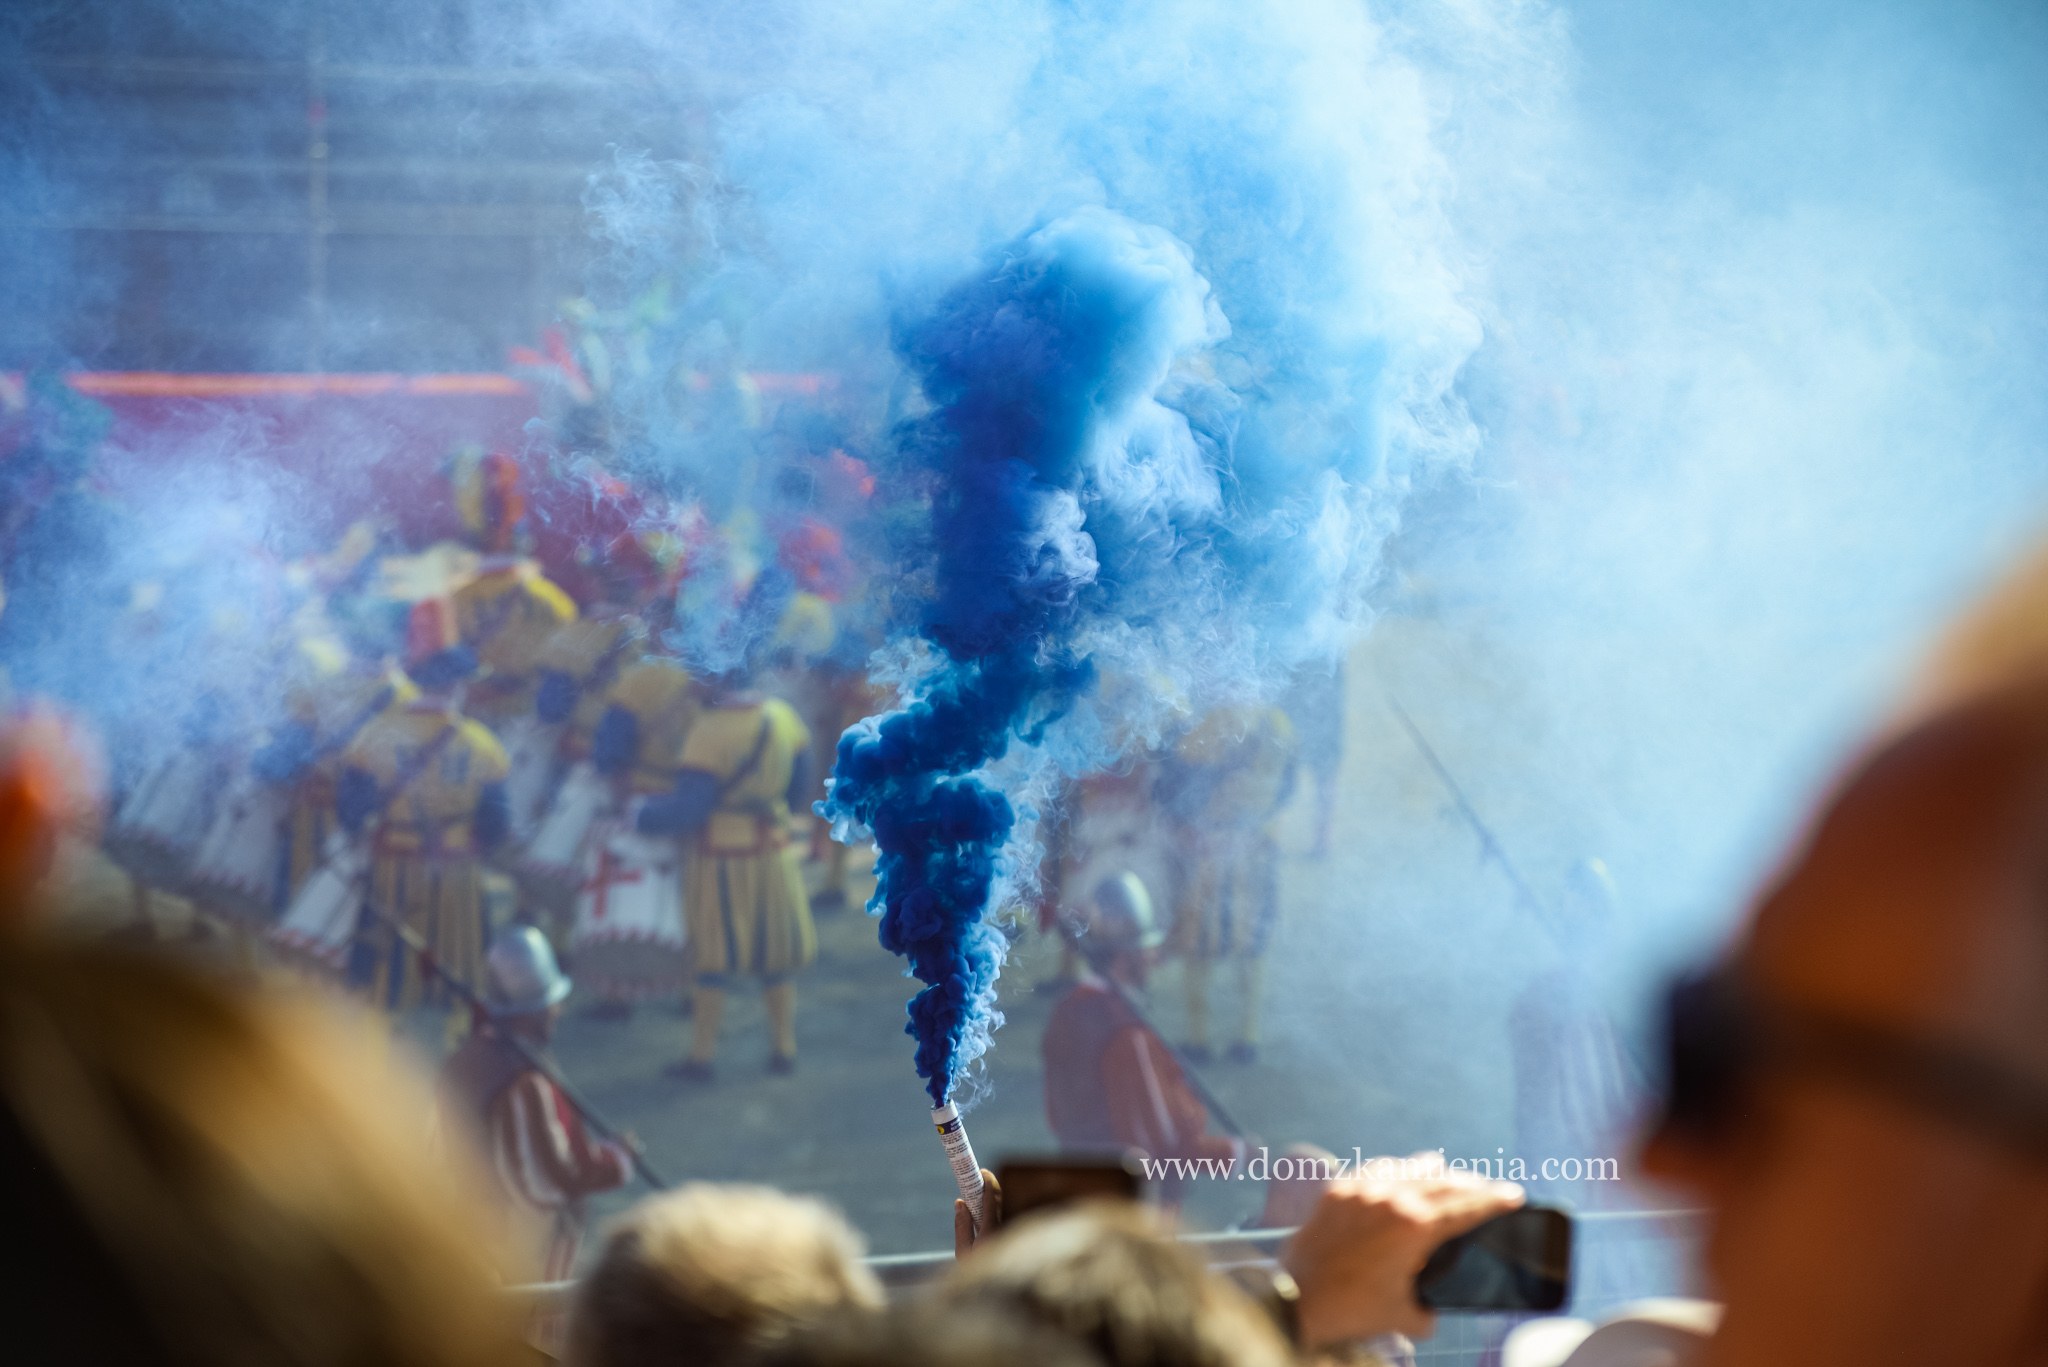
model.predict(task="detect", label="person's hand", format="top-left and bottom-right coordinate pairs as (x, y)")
top-left (1283, 1151), bottom-right (1524, 1348)
top-left (952, 1168), bottom-right (1004, 1257)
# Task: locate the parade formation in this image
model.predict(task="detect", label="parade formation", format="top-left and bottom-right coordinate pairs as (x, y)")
top-left (0, 351), bottom-right (1336, 1271)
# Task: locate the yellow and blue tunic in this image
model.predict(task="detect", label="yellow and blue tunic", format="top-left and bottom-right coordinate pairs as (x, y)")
top-left (337, 702), bottom-right (510, 1011)
top-left (640, 696), bottom-right (815, 983)
top-left (591, 658), bottom-right (701, 797)
top-left (452, 558), bottom-right (577, 730)
top-left (263, 664), bottom-right (418, 898)
top-left (532, 612), bottom-right (641, 760)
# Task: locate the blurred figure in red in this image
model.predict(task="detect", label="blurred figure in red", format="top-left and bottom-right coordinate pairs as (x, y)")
top-left (1042, 873), bottom-right (1243, 1200)
top-left (441, 924), bottom-right (633, 1281)
top-left (0, 702), bottom-right (104, 929)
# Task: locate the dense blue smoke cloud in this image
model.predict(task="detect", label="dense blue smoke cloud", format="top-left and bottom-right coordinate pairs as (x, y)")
top-left (823, 210), bottom-right (1225, 1104)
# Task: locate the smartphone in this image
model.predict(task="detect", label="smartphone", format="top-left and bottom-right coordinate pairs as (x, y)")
top-left (995, 1153), bottom-right (1145, 1225)
top-left (1414, 1206), bottom-right (1573, 1312)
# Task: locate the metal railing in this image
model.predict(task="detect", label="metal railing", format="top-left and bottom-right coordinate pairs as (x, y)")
top-left (507, 1206), bottom-right (1709, 1316)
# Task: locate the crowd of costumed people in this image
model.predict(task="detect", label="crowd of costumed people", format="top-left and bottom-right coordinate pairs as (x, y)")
top-left (0, 338), bottom-right (1346, 1274)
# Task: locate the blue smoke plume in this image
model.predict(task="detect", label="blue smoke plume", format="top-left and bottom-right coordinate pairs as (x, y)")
top-left (823, 209), bottom-right (1240, 1106)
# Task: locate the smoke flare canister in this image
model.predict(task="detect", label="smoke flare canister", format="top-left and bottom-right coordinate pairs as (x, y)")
top-left (932, 1102), bottom-right (987, 1232)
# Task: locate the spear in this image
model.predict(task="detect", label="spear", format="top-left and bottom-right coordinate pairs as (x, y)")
top-left (1381, 688), bottom-right (1564, 941)
top-left (357, 900), bottom-right (671, 1189)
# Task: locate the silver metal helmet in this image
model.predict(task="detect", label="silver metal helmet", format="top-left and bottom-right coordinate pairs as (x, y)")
top-left (483, 924), bottom-right (573, 1017)
top-left (1079, 871), bottom-right (1165, 961)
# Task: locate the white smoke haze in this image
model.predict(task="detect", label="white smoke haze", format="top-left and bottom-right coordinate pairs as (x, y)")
top-left (1435, 0), bottom-right (2048, 998)
top-left (552, 0), bottom-right (1515, 706)
top-left (541, 0), bottom-right (2048, 947)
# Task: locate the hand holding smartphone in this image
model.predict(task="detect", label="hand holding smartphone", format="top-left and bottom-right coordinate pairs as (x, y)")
top-left (1413, 1206), bottom-right (1573, 1312)
top-left (1285, 1161), bottom-right (1543, 1347)
top-left (981, 1154), bottom-right (1570, 1331)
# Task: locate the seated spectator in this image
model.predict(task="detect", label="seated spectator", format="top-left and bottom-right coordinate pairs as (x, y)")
top-left (0, 934), bottom-right (523, 1366)
top-left (567, 1182), bottom-right (885, 1367)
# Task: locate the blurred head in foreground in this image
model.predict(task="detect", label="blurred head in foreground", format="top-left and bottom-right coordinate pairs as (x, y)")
top-left (1645, 537), bottom-right (2048, 1367)
top-left (567, 1182), bottom-right (885, 1367)
top-left (938, 1201), bottom-right (1292, 1367)
top-left (0, 935), bottom-right (522, 1366)
top-left (764, 1302), bottom-right (1105, 1367)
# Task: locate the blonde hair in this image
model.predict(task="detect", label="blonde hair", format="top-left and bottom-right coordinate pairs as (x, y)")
top-left (0, 936), bottom-right (524, 1367)
top-left (941, 1201), bottom-right (1294, 1367)
top-left (568, 1182), bottom-right (885, 1367)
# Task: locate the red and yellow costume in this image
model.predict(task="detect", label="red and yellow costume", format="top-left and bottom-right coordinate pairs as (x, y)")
top-left (676, 696), bottom-right (814, 983)
top-left (335, 602), bottom-right (513, 1013)
top-left (440, 1026), bottom-right (630, 1280)
top-left (339, 700), bottom-right (510, 1011)
top-left (596, 658), bottom-right (701, 799)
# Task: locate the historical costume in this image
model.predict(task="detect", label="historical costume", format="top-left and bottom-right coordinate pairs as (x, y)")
top-left (444, 455), bottom-right (577, 900)
top-left (103, 692), bottom-right (232, 892)
top-left (440, 927), bottom-right (631, 1281)
top-left (335, 602), bottom-right (511, 1013)
top-left (261, 640), bottom-right (418, 902)
top-left (1042, 875), bottom-right (1240, 1203)
top-left (533, 611), bottom-right (642, 764)
top-left (452, 556), bottom-right (578, 728)
top-left (1043, 757), bottom-right (1173, 985)
top-left (1161, 704), bottom-right (1297, 1063)
top-left (638, 683), bottom-right (815, 1077)
top-left (568, 654), bottom-right (700, 1006)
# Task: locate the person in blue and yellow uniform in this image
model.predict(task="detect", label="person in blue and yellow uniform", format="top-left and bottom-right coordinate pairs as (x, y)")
top-left (261, 610), bottom-right (418, 903)
top-left (447, 454), bottom-right (575, 934)
top-left (570, 641), bottom-right (701, 1015)
top-left (447, 451), bottom-right (579, 733)
top-left (1160, 703), bottom-right (1297, 1065)
top-left (533, 612), bottom-right (639, 763)
top-left (335, 599), bottom-right (511, 1018)
top-left (636, 659), bottom-right (815, 1080)
top-left (533, 528), bottom-right (669, 766)
top-left (756, 579), bottom-right (847, 900)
